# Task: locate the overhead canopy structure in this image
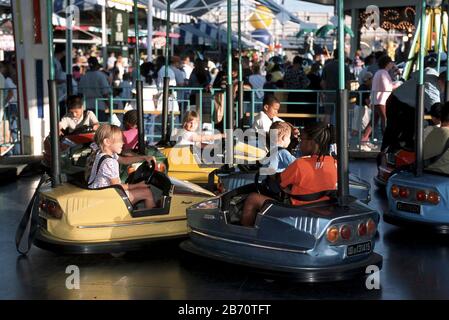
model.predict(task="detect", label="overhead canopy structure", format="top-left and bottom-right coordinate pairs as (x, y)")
top-left (174, 19), bottom-right (267, 48)
top-left (171, 0), bottom-right (303, 24)
top-left (53, 0), bottom-right (192, 23)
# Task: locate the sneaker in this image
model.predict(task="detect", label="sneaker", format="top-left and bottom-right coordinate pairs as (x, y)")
top-left (366, 142), bottom-right (378, 149)
top-left (360, 144), bottom-right (372, 152)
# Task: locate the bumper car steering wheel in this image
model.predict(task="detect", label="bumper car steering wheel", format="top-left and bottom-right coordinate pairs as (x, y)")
top-left (126, 159), bottom-right (156, 185)
top-left (63, 125), bottom-right (95, 136)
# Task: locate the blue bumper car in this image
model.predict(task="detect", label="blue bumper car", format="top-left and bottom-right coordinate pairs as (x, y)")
top-left (384, 171), bottom-right (449, 234)
top-left (181, 183), bottom-right (382, 282)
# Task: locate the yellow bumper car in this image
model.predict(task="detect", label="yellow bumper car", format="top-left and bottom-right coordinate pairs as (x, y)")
top-left (16, 161), bottom-right (214, 255)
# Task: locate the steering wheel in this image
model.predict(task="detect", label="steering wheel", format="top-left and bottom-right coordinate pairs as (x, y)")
top-left (127, 159), bottom-right (156, 185)
top-left (254, 171), bottom-right (286, 201)
top-left (65, 125), bottom-right (95, 136)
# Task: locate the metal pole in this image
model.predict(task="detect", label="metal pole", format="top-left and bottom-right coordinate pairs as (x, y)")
top-left (437, 7), bottom-right (443, 72)
top-left (134, 0), bottom-right (145, 152)
top-left (134, 0), bottom-right (141, 80)
top-left (66, 0), bottom-right (73, 97)
top-left (416, 0), bottom-right (427, 177)
top-left (225, 0), bottom-right (234, 165)
top-left (161, 2), bottom-right (171, 143)
top-left (101, 4), bottom-right (107, 69)
top-left (136, 80), bottom-right (145, 153)
top-left (336, 0), bottom-right (349, 206)
top-left (47, 0), bottom-right (60, 186)
top-left (446, 1), bottom-right (449, 102)
top-left (237, 0), bottom-right (244, 126)
top-left (147, 0), bottom-right (153, 62)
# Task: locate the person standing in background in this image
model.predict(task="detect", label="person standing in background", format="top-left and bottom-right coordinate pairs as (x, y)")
top-left (370, 55), bottom-right (401, 134)
top-left (54, 43), bottom-right (67, 117)
top-left (78, 57), bottom-right (111, 122)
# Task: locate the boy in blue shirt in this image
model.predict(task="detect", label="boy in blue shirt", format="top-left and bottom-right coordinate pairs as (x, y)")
top-left (262, 121), bottom-right (297, 174)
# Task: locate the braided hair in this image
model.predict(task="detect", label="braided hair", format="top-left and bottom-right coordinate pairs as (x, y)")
top-left (302, 121), bottom-right (336, 161)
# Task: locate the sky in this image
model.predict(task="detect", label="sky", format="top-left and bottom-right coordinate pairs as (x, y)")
top-left (284, 0), bottom-right (334, 14)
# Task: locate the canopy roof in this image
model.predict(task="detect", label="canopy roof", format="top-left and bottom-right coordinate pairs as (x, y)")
top-left (53, 0), bottom-right (191, 23)
top-left (171, 0), bottom-right (302, 24)
top-left (174, 19), bottom-right (267, 49)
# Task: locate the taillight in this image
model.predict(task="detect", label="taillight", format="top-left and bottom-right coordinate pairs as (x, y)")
top-left (416, 190), bottom-right (427, 202)
top-left (358, 222), bottom-right (367, 236)
top-left (428, 191), bottom-right (440, 205)
top-left (340, 225), bottom-right (352, 240)
top-left (399, 187), bottom-right (409, 198)
top-left (39, 198), bottom-right (63, 219)
top-left (326, 226), bottom-right (339, 243)
top-left (366, 219), bottom-right (376, 236)
top-left (217, 182), bottom-right (224, 194)
top-left (391, 185), bottom-right (400, 198)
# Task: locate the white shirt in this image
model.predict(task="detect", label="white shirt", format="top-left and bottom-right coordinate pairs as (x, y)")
top-left (143, 84), bottom-right (159, 111)
top-left (424, 123), bottom-right (441, 141)
top-left (182, 63), bottom-right (193, 80)
top-left (252, 111), bottom-right (284, 133)
top-left (107, 56), bottom-right (117, 70)
top-left (177, 130), bottom-right (196, 145)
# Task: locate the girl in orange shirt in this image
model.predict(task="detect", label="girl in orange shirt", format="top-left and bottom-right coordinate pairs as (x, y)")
top-left (241, 122), bottom-right (337, 226)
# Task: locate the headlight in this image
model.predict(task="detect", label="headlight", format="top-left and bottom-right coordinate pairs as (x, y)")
top-left (191, 198), bottom-right (220, 210)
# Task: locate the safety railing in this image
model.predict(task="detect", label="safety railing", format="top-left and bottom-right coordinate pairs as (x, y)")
top-left (92, 86), bottom-right (226, 144)
top-left (0, 88), bottom-right (21, 156)
top-left (89, 85), bottom-right (398, 152)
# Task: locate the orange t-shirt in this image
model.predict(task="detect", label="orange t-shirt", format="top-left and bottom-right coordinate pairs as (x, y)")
top-left (280, 155), bottom-right (338, 206)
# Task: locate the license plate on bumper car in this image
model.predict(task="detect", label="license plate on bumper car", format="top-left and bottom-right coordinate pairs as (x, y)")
top-left (396, 202), bottom-right (420, 214)
top-left (346, 241), bottom-right (372, 257)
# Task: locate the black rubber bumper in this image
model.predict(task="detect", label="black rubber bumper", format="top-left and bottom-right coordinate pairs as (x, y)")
top-left (180, 240), bottom-right (383, 283)
top-left (0, 167), bottom-right (18, 185)
top-left (34, 229), bottom-right (187, 255)
top-left (384, 212), bottom-right (449, 234)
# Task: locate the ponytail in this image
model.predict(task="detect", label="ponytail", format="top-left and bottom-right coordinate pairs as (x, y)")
top-left (302, 121), bottom-right (335, 161)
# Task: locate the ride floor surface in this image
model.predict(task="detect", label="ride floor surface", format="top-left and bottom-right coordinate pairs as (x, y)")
top-left (1, 160), bottom-right (449, 300)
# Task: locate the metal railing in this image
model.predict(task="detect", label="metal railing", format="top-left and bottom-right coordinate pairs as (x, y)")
top-left (89, 86), bottom-right (392, 152)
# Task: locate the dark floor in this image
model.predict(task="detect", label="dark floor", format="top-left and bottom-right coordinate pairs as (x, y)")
top-left (1, 160), bottom-right (449, 300)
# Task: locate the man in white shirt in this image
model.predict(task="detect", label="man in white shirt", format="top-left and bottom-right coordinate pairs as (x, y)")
top-left (54, 44), bottom-right (67, 116)
top-left (181, 56), bottom-right (193, 80)
top-left (107, 52), bottom-right (117, 71)
top-left (252, 95), bottom-right (284, 133)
